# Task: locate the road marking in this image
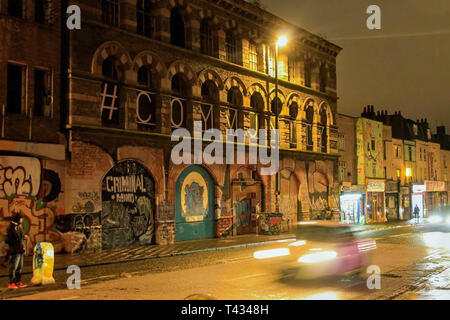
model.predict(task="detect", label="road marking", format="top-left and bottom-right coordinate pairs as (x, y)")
top-left (229, 273), bottom-right (267, 281)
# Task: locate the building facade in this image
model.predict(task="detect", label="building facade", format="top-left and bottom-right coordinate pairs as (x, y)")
top-left (0, 0), bottom-right (343, 254)
top-left (361, 107), bottom-right (448, 220)
top-left (0, 0), bottom-right (66, 256)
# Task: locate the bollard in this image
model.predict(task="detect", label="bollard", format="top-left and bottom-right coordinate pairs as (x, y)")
top-left (31, 242), bottom-right (56, 286)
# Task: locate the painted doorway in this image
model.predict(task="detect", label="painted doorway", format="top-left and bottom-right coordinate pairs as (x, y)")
top-left (101, 160), bottom-right (156, 249)
top-left (232, 182), bottom-right (262, 235)
top-left (175, 165), bottom-right (215, 241)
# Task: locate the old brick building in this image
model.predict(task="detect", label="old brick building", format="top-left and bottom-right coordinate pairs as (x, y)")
top-left (0, 0), bottom-right (66, 256)
top-left (2, 0), bottom-right (343, 253)
top-left (64, 0), bottom-right (342, 250)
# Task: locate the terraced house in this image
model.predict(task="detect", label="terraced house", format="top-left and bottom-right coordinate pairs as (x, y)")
top-left (2, 0), bottom-right (343, 254)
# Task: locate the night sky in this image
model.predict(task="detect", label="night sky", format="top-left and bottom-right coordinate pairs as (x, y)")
top-left (260, 0), bottom-right (450, 131)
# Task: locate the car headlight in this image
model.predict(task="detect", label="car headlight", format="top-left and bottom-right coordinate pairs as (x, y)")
top-left (298, 251), bottom-right (337, 264)
top-left (254, 248), bottom-right (290, 259)
top-left (428, 216), bottom-right (443, 224)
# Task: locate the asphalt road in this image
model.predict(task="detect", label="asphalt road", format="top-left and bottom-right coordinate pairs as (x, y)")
top-left (4, 225), bottom-right (450, 300)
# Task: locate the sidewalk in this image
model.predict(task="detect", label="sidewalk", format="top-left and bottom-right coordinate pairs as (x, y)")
top-left (0, 220), bottom-right (414, 278)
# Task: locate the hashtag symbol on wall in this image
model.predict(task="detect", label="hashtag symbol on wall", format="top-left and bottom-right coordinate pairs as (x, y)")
top-left (101, 83), bottom-right (119, 121)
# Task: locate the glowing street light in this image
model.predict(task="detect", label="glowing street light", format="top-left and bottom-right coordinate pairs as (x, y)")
top-left (406, 168), bottom-right (412, 177)
top-left (277, 35), bottom-right (289, 47)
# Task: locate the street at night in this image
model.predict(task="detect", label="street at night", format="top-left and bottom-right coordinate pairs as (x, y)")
top-left (1, 223), bottom-right (448, 300)
top-left (0, 0), bottom-right (449, 307)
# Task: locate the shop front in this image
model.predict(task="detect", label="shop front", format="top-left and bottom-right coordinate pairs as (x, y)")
top-left (385, 181), bottom-right (400, 221)
top-left (340, 184), bottom-right (365, 224)
top-left (400, 187), bottom-right (411, 220)
top-left (412, 181), bottom-right (448, 218)
top-left (366, 179), bottom-right (386, 223)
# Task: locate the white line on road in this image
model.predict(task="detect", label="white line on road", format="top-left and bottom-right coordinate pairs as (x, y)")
top-left (229, 273), bottom-right (267, 281)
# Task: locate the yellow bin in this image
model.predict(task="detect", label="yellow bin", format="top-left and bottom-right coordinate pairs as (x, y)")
top-left (31, 242), bottom-right (56, 285)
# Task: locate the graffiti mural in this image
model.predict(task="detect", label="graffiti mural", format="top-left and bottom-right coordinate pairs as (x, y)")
top-left (356, 118), bottom-right (384, 185)
top-left (176, 165), bottom-right (215, 241)
top-left (101, 160), bottom-right (155, 249)
top-left (0, 156), bottom-right (41, 198)
top-left (182, 172), bottom-right (208, 222)
top-left (0, 156), bottom-right (66, 256)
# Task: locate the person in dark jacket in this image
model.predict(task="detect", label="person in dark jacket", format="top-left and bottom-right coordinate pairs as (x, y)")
top-left (5, 212), bottom-right (28, 289)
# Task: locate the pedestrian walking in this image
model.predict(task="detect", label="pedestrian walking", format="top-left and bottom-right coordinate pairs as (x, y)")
top-left (413, 204), bottom-right (420, 224)
top-left (5, 212), bottom-right (28, 289)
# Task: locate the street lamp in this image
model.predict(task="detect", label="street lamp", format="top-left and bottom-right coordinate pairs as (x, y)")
top-left (274, 35), bottom-right (288, 213)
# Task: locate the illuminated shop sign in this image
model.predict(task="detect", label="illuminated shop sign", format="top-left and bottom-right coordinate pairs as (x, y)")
top-left (367, 181), bottom-right (385, 192)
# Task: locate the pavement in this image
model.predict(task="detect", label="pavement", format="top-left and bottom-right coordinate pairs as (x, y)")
top-left (0, 220), bottom-right (414, 279)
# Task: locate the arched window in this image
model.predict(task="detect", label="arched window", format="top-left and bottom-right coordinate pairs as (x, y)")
top-left (250, 92), bottom-right (265, 133)
top-left (171, 73), bottom-right (188, 129)
top-left (320, 107), bottom-right (328, 152)
top-left (250, 92), bottom-right (264, 111)
top-left (136, 66), bottom-right (159, 128)
top-left (101, 57), bottom-right (120, 124)
top-left (319, 63), bottom-right (328, 93)
top-left (137, 0), bottom-right (154, 37)
top-left (305, 102), bottom-right (314, 151)
top-left (201, 80), bottom-right (219, 131)
top-left (271, 97), bottom-right (282, 116)
top-left (8, 0), bottom-right (23, 18)
top-left (289, 102), bottom-right (299, 119)
top-left (137, 66), bottom-right (159, 89)
top-left (200, 19), bottom-right (218, 57)
top-left (226, 30), bottom-right (241, 65)
top-left (102, 0), bottom-right (119, 26)
top-left (288, 102), bottom-right (299, 148)
top-left (226, 87), bottom-right (243, 131)
top-left (35, 0), bottom-right (45, 23)
top-left (170, 8), bottom-right (185, 48)
top-left (227, 87), bottom-right (243, 108)
top-left (102, 57), bottom-right (118, 80)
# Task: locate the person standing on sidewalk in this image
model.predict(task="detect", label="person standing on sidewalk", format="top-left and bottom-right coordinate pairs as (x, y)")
top-left (413, 205), bottom-right (420, 224)
top-left (5, 212), bottom-right (28, 289)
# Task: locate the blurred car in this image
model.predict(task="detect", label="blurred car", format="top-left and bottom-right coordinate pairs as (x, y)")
top-left (253, 221), bottom-right (377, 280)
top-left (426, 206), bottom-right (450, 230)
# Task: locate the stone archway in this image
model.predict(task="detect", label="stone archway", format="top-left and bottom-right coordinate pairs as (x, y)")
top-left (101, 160), bottom-right (156, 249)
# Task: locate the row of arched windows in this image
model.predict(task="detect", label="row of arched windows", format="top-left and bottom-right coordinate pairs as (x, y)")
top-left (100, 1), bottom-right (331, 93)
top-left (100, 54), bottom-right (331, 152)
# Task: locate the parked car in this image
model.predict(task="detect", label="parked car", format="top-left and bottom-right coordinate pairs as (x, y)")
top-left (253, 221), bottom-right (377, 280)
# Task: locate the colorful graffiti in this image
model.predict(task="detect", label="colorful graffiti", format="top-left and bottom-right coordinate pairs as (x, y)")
top-left (101, 160), bottom-right (155, 249)
top-left (0, 156), bottom-right (41, 198)
top-left (356, 118), bottom-right (384, 185)
top-left (0, 156), bottom-right (69, 256)
top-left (181, 172), bottom-right (208, 222)
top-left (176, 165), bottom-right (215, 241)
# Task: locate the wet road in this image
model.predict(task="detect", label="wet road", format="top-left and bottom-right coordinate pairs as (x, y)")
top-left (5, 226), bottom-right (450, 300)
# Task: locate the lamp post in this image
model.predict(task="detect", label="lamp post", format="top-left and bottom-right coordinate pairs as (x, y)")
top-left (274, 35), bottom-right (288, 213)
